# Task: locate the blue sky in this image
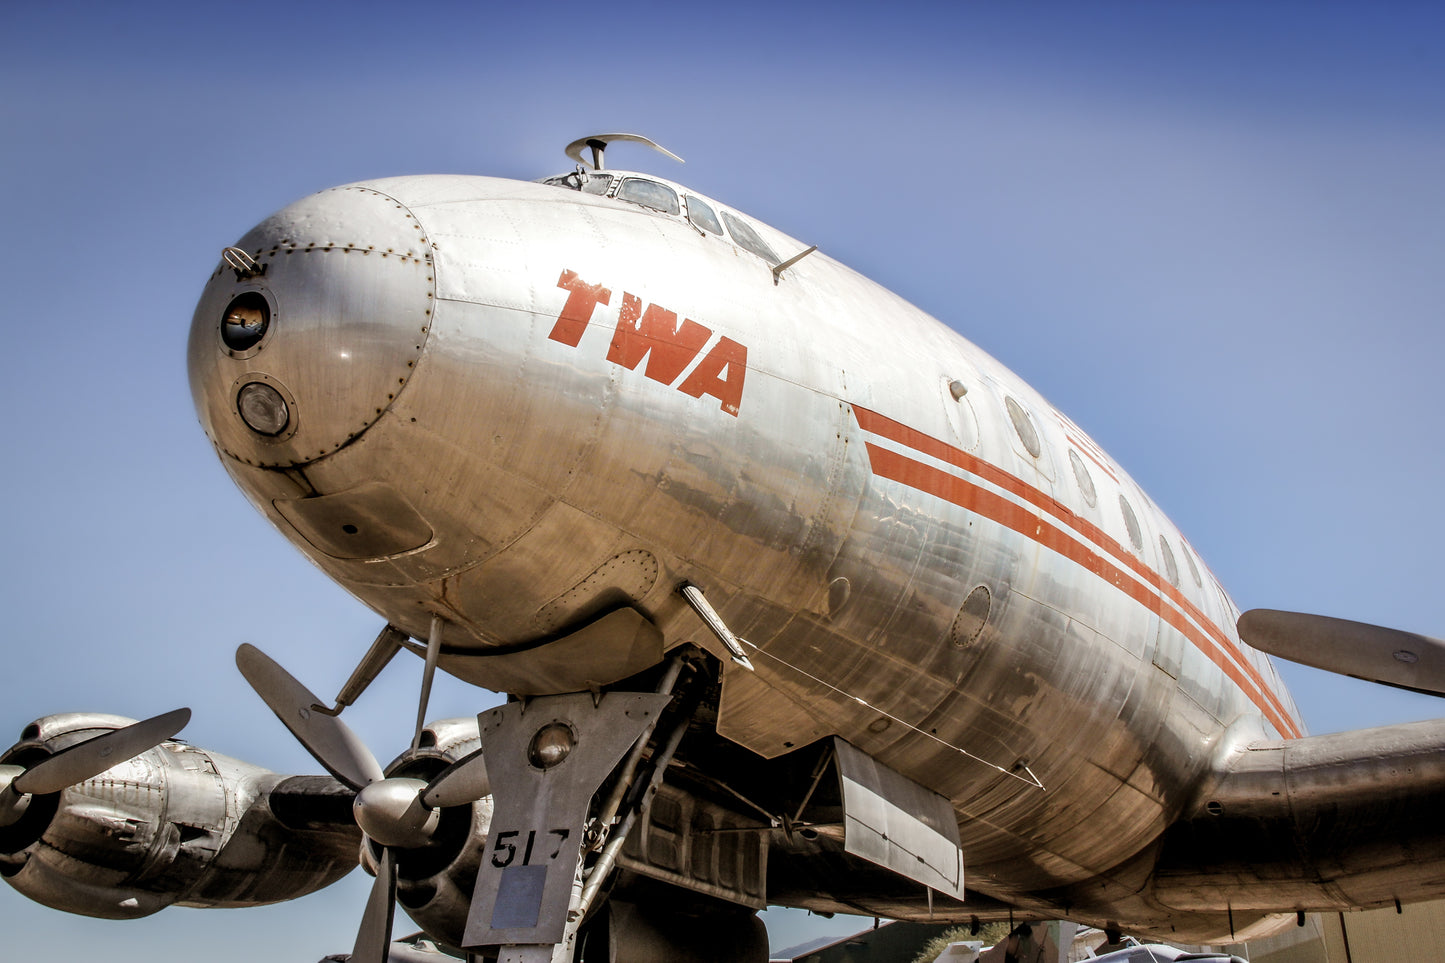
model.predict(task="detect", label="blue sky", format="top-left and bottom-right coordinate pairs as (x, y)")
top-left (2, 1), bottom-right (1443, 958)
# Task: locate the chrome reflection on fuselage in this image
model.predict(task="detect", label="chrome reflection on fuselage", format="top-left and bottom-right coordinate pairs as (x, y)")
top-left (186, 169), bottom-right (1303, 938)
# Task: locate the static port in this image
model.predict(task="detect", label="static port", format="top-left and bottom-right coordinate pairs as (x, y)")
top-left (222, 292), bottom-right (270, 353)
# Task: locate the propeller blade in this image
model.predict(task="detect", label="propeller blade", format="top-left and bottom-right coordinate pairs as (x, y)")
top-left (0, 765), bottom-right (30, 827)
top-left (1240, 609), bottom-right (1445, 697)
top-left (420, 746), bottom-right (491, 810)
top-left (351, 847), bottom-right (396, 963)
top-left (13, 707), bottom-right (191, 796)
top-left (236, 644), bottom-right (384, 791)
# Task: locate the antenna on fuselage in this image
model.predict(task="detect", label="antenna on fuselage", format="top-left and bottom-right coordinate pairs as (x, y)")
top-left (565, 133), bottom-right (684, 171)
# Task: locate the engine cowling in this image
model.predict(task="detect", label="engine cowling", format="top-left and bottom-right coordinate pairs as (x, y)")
top-left (0, 712), bottom-right (360, 918)
top-left (370, 717), bottom-right (495, 949)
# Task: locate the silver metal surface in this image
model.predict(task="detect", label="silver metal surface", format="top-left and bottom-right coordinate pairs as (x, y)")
top-left (11, 707), bottom-right (190, 796)
top-left (833, 737), bottom-right (965, 899)
top-left (188, 185), bottom-right (435, 469)
top-left (421, 745), bottom-right (490, 810)
top-left (0, 139), bottom-right (1396, 953)
top-left (1155, 717), bottom-right (1445, 912)
top-left (1240, 608), bottom-right (1445, 695)
top-left (354, 778), bottom-right (438, 849)
top-left (172, 164), bottom-right (1326, 941)
top-left (376, 717), bottom-right (496, 950)
top-left (0, 713), bottom-right (359, 919)
top-left (462, 692), bottom-right (671, 949)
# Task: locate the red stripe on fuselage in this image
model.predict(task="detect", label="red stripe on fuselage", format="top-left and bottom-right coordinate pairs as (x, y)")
top-left (853, 406), bottom-right (1300, 739)
top-left (1067, 433), bottom-right (1119, 483)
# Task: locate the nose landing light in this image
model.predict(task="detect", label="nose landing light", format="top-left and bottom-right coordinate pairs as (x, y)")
top-left (188, 184), bottom-right (435, 469)
top-left (236, 382), bottom-right (290, 436)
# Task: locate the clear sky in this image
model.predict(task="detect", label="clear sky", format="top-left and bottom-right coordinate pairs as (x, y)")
top-left (2, 1), bottom-right (1443, 959)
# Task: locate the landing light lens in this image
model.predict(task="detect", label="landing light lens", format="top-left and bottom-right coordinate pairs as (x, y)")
top-left (237, 382), bottom-right (290, 436)
top-left (221, 292), bottom-right (270, 352)
top-left (527, 723), bottom-right (575, 770)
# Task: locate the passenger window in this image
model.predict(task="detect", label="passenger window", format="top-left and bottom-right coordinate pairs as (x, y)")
top-left (720, 210), bottom-right (779, 264)
top-left (1119, 494), bottom-right (1143, 552)
top-left (1183, 543), bottom-right (1203, 587)
top-left (1159, 536), bottom-right (1179, 587)
top-left (616, 177), bottom-right (679, 215)
top-left (1004, 397), bottom-right (1042, 458)
top-left (1068, 449), bottom-right (1097, 507)
top-left (686, 196), bottom-right (723, 235)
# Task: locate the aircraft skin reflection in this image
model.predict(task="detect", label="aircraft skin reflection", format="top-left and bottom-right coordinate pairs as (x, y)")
top-left (4, 137), bottom-right (1444, 962)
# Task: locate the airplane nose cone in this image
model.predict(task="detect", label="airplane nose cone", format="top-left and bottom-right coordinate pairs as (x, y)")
top-left (187, 185), bottom-right (434, 468)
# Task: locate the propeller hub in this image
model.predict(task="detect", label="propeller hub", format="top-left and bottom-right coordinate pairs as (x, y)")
top-left (353, 777), bottom-right (438, 849)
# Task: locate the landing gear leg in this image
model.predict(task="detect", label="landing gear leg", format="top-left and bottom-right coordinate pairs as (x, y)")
top-left (462, 654), bottom-right (697, 962)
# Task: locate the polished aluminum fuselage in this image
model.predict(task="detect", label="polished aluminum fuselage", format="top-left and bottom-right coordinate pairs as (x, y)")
top-left (188, 173), bottom-right (1303, 934)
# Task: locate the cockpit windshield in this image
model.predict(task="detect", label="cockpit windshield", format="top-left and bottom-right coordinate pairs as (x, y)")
top-left (616, 177), bottom-right (679, 215)
top-left (719, 211), bottom-right (778, 264)
top-left (539, 171), bottom-right (781, 265)
top-left (685, 195), bottom-right (723, 236)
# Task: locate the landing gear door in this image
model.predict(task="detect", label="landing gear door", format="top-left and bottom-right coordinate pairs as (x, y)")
top-left (462, 691), bottom-right (672, 949)
top-left (833, 738), bottom-right (966, 900)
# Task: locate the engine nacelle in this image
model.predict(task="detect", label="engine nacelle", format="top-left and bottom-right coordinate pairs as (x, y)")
top-left (0, 712), bottom-right (359, 918)
top-left (372, 717), bottom-right (494, 948)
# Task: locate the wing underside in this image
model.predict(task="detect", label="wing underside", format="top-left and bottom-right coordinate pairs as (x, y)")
top-left (1152, 718), bottom-right (1445, 913)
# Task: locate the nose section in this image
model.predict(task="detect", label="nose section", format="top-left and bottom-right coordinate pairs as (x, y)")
top-left (188, 185), bottom-right (434, 468)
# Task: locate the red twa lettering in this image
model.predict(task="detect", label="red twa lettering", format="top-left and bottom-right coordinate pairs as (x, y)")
top-left (547, 268), bottom-right (748, 417)
top-left (607, 292), bottom-right (713, 385)
top-left (678, 336), bottom-right (746, 417)
top-left (548, 270), bottom-right (611, 347)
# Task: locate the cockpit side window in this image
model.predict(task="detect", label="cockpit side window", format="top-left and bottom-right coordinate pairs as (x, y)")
top-left (616, 177), bottom-right (680, 215)
top-left (685, 195), bottom-right (723, 235)
top-left (720, 210), bottom-right (779, 264)
top-left (540, 171), bottom-right (613, 195)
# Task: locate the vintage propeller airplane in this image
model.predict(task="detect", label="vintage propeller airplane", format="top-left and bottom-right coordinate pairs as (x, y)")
top-left (2, 134), bottom-right (1442, 963)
